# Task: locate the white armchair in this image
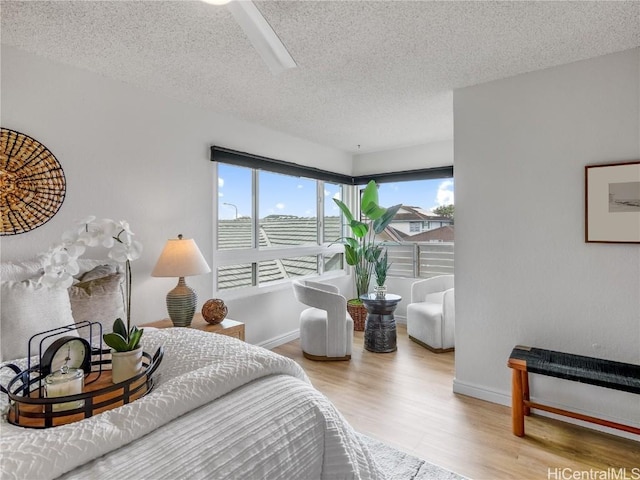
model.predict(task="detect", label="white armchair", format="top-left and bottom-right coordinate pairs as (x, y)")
top-left (292, 279), bottom-right (353, 361)
top-left (406, 275), bottom-right (455, 353)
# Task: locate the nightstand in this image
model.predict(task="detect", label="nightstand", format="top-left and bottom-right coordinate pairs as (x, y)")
top-left (142, 313), bottom-right (245, 341)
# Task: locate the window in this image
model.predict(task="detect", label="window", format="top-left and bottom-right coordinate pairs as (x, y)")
top-left (377, 178), bottom-right (455, 279)
top-left (217, 164), bottom-right (252, 250)
top-left (212, 146), bottom-right (454, 288)
top-left (258, 171), bottom-right (320, 248)
top-left (215, 162), bottom-right (346, 292)
top-left (323, 182), bottom-right (342, 244)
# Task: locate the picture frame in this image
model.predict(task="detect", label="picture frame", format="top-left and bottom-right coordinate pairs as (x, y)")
top-left (585, 160), bottom-right (640, 243)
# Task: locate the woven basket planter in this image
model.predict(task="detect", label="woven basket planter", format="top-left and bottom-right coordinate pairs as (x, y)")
top-left (347, 301), bottom-right (368, 332)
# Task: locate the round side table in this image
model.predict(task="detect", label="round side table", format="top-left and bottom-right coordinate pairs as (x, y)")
top-left (360, 293), bottom-right (402, 353)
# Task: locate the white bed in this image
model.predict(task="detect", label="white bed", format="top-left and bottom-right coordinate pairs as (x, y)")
top-left (1, 328), bottom-right (384, 480)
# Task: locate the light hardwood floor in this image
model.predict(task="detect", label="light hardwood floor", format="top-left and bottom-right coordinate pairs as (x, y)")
top-left (273, 325), bottom-right (639, 480)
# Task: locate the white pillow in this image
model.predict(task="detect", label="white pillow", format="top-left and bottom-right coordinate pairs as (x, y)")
top-left (0, 259), bottom-right (44, 282)
top-left (1, 280), bottom-right (76, 362)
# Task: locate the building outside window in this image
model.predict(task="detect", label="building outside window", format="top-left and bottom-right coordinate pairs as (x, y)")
top-left (376, 178), bottom-right (455, 278)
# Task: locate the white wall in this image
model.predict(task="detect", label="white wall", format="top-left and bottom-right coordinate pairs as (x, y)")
top-left (352, 140), bottom-right (453, 175)
top-left (453, 48), bottom-right (640, 435)
top-left (0, 45), bottom-right (352, 345)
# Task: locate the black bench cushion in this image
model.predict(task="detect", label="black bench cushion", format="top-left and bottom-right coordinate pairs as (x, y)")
top-left (510, 346), bottom-right (640, 394)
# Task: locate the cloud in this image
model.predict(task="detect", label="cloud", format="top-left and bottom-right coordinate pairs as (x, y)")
top-left (276, 203), bottom-right (285, 210)
top-left (218, 177), bottom-right (224, 188)
top-left (436, 180), bottom-right (454, 206)
top-left (297, 184), bottom-right (303, 189)
top-left (219, 192), bottom-right (223, 197)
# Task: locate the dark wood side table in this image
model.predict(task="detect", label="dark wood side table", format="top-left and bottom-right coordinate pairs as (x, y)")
top-left (360, 293), bottom-right (402, 353)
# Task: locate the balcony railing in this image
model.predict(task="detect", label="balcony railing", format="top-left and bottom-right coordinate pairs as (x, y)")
top-left (385, 242), bottom-right (454, 278)
top-left (216, 216), bottom-right (454, 290)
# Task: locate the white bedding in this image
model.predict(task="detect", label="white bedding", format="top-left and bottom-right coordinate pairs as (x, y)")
top-left (1, 329), bottom-right (384, 480)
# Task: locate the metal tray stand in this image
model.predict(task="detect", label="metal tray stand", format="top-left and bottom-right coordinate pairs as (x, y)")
top-left (2, 347), bottom-right (163, 429)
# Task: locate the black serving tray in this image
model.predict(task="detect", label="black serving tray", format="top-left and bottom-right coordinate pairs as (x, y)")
top-left (3, 347), bottom-right (163, 429)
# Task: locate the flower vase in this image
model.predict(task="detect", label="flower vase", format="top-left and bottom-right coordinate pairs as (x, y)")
top-left (111, 347), bottom-right (143, 384)
top-left (374, 284), bottom-right (387, 299)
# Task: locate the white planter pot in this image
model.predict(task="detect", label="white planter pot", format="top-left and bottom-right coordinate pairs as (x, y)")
top-left (111, 347), bottom-right (143, 384)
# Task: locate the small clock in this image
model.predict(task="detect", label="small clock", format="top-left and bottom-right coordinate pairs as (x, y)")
top-left (41, 336), bottom-right (91, 376)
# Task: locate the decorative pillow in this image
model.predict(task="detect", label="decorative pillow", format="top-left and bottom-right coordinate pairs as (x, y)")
top-left (0, 259), bottom-right (44, 282)
top-left (0, 280), bottom-right (76, 362)
top-left (68, 272), bottom-right (126, 336)
top-left (77, 264), bottom-right (118, 283)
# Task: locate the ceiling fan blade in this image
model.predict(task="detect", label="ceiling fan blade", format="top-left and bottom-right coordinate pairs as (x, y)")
top-left (226, 0), bottom-right (297, 75)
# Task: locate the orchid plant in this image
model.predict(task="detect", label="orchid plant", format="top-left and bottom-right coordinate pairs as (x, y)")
top-left (39, 217), bottom-right (143, 334)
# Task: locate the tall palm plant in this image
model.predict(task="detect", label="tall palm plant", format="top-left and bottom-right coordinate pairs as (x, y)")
top-left (334, 180), bottom-right (401, 300)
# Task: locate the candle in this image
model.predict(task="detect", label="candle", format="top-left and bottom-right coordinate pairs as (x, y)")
top-left (44, 366), bottom-right (84, 412)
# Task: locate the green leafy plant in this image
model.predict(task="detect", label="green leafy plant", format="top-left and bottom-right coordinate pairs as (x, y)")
top-left (333, 180), bottom-right (401, 300)
top-left (103, 318), bottom-right (144, 352)
top-left (374, 248), bottom-right (390, 287)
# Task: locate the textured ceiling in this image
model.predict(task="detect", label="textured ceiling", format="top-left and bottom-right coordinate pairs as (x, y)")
top-left (1, 1), bottom-right (639, 154)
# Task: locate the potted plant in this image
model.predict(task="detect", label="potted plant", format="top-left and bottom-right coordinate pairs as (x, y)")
top-left (333, 180), bottom-right (401, 329)
top-left (103, 318), bottom-right (144, 383)
top-left (373, 248), bottom-right (390, 298)
top-left (39, 216), bottom-right (144, 384)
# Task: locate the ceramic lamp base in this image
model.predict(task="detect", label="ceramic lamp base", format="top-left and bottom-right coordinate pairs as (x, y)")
top-left (167, 277), bottom-right (197, 327)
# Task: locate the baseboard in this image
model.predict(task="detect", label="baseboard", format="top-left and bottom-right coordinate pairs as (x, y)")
top-left (452, 379), bottom-right (640, 441)
top-left (453, 378), bottom-right (510, 406)
top-left (258, 329), bottom-right (300, 350)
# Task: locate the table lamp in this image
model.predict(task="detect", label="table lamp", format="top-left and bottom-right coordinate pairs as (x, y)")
top-left (151, 234), bottom-right (211, 327)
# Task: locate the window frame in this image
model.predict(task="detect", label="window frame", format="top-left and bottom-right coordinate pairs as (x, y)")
top-left (211, 146), bottom-right (454, 296)
top-left (213, 161), bottom-right (346, 297)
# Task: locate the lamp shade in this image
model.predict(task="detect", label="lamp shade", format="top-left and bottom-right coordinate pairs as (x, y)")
top-left (151, 235), bottom-right (211, 278)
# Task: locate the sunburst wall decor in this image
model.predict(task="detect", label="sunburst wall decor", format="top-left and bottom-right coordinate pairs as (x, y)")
top-left (0, 128), bottom-right (66, 235)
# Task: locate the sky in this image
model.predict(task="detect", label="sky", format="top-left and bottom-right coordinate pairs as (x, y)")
top-left (217, 164), bottom-right (454, 220)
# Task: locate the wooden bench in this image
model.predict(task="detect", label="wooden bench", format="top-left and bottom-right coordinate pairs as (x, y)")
top-left (508, 345), bottom-right (640, 437)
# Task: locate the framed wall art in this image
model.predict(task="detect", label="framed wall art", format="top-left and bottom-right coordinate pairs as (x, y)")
top-left (585, 160), bottom-right (640, 244)
top-left (0, 128), bottom-right (66, 235)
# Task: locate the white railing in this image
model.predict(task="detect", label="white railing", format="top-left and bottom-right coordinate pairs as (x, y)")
top-left (386, 242), bottom-right (454, 278)
top-left (215, 238), bottom-right (454, 290)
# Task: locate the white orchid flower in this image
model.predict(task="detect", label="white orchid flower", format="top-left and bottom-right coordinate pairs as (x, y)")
top-left (96, 219), bottom-right (118, 247)
top-left (77, 228), bottom-right (101, 247)
top-left (116, 230), bottom-right (133, 247)
top-left (128, 240), bottom-right (143, 261)
top-left (107, 243), bottom-right (129, 263)
top-left (40, 271), bottom-right (74, 289)
top-left (117, 220), bottom-right (134, 236)
top-left (65, 244), bottom-right (86, 259)
top-left (108, 240), bottom-right (143, 262)
top-left (61, 228), bottom-right (80, 246)
top-left (39, 216), bottom-right (141, 299)
top-left (77, 215), bottom-right (96, 224)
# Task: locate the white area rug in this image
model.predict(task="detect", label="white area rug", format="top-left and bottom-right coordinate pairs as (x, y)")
top-left (361, 434), bottom-right (467, 480)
